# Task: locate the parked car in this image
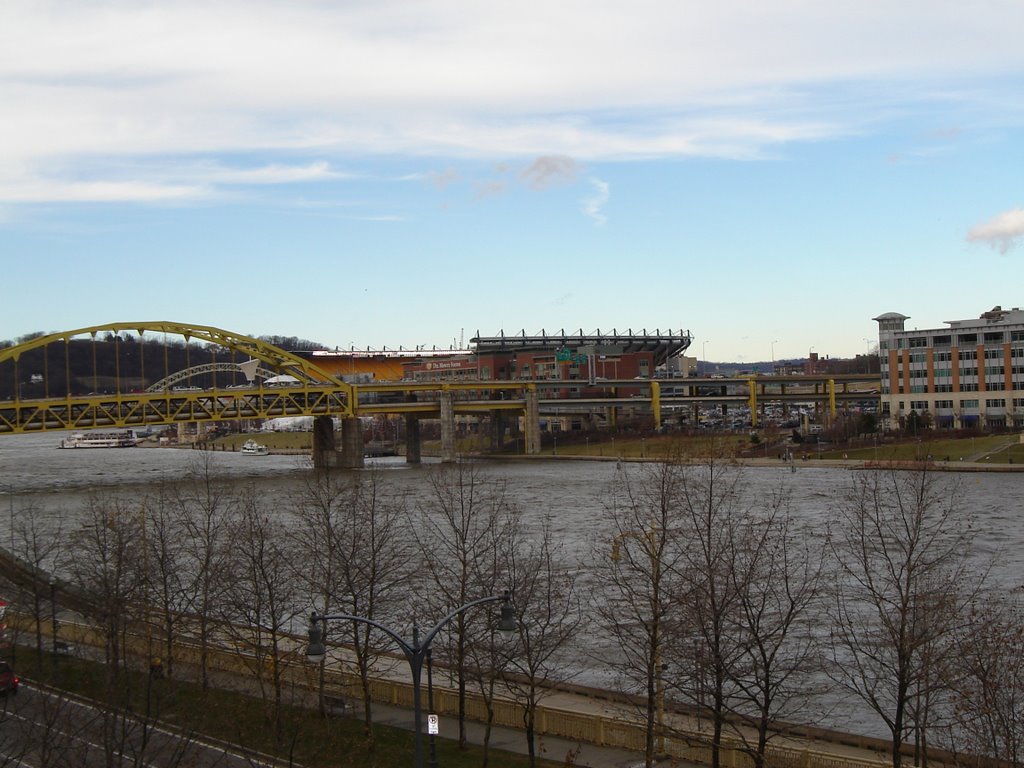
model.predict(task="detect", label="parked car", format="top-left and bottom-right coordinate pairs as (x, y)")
top-left (0, 661), bottom-right (19, 694)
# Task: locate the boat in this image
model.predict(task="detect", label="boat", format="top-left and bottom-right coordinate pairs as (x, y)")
top-left (59, 430), bottom-right (138, 449)
top-left (240, 439), bottom-right (269, 456)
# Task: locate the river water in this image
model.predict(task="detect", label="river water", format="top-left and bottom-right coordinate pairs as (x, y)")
top-left (2, 431), bottom-right (1023, 737)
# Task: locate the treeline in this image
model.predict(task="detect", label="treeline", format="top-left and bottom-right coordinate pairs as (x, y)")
top-left (7, 459), bottom-right (1023, 768)
top-left (0, 332), bottom-right (329, 398)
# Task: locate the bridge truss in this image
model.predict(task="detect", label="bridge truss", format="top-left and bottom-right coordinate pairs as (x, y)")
top-left (0, 321), bottom-right (353, 433)
top-left (0, 321), bottom-right (880, 437)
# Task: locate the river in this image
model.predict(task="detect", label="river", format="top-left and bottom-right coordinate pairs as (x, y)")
top-left (2, 431), bottom-right (1023, 738)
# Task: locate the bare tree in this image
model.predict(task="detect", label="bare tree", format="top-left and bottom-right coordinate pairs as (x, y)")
top-left (503, 516), bottom-right (583, 768)
top-left (10, 502), bottom-right (63, 664)
top-left (944, 596), bottom-right (1024, 767)
top-left (173, 452), bottom-right (235, 690)
top-left (64, 492), bottom-right (145, 676)
top-left (597, 460), bottom-right (687, 768)
top-left (727, 498), bottom-right (825, 768)
top-left (141, 485), bottom-right (189, 679)
top-left (665, 459), bottom-right (749, 768)
top-left (291, 466), bottom-right (350, 720)
top-left (294, 468), bottom-right (411, 740)
top-left (415, 462), bottom-right (517, 748)
top-left (62, 492), bottom-right (167, 767)
top-left (221, 488), bottom-right (303, 743)
top-left (829, 468), bottom-right (979, 768)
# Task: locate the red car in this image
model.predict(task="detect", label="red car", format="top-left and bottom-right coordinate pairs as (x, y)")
top-left (0, 662), bottom-right (19, 694)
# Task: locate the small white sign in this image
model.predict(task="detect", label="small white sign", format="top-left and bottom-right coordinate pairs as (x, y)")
top-left (427, 714), bottom-right (439, 735)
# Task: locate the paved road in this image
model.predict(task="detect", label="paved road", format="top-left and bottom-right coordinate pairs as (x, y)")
top-left (0, 683), bottom-right (291, 768)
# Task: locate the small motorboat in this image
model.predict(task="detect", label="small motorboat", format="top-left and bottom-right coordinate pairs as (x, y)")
top-left (240, 439), bottom-right (269, 456)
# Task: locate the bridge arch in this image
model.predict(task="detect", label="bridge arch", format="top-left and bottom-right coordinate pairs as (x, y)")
top-left (1, 321), bottom-right (348, 388)
top-left (145, 362), bottom-right (283, 392)
top-left (0, 322), bottom-right (354, 437)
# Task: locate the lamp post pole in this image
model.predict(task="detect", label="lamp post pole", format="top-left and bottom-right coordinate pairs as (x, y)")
top-left (48, 576), bottom-right (57, 676)
top-left (770, 340), bottom-right (778, 376)
top-left (6, 485), bottom-right (13, 552)
top-left (306, 592), bottom-right (516, 768)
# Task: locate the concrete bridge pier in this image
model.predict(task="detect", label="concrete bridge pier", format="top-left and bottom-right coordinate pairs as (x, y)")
top-left (488, 411), bottom-right (506, 451)
top-left (439, 390), bottom-right (456, 463)
top-left (405, 414), bottom-right (421, 464)
top-left (338, 417), bottom-right (365, 469)
top-left (524, 389), bottom-right (541, 455)
top-left (312, 416), bottom-right (338, 470)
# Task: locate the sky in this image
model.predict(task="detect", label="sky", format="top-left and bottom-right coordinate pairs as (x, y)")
top-left (1, 1), bottom-right (1023, 365)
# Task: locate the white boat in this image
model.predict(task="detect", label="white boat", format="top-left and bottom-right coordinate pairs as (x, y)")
top-left (240, 439), bottom-right (269, 456)
top-left (59, 430), bottom-right (138, 449)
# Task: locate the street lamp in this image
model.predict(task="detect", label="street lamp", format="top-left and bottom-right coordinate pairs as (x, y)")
top-left (48, 576), bottom-right (58, 674)
top-left (770, 340), bottom-right (778, 375)
top-left (306, 592), bottom-right (516, 768)
top-left (4, 483), bottom-right (13, 552)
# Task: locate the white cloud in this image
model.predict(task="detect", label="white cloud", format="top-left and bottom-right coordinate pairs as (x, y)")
top-left (0, 179), bottom-right (207, 204)
top-left (2, 1), bottom-right (1024, 204)
top-left (189, 161), bottom-right (343, 185)
top-left (582, 178), bottom-right (610, 225)
top-left (0, 161), bottom-right (340, 204)
top-left (967, 207), bottom-right (1024, 254)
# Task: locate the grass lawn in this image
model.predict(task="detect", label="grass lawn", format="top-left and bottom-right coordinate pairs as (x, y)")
top-left (13, 649), bottom-right (556, 768)
top-left (818, 434), bottom-right (1018, 463)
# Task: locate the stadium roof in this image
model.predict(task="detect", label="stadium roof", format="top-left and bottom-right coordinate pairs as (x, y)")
top-left (471, 328), bottom-right (693, 366)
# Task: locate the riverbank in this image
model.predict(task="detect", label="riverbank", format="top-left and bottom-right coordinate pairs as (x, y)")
top-left (480, 452), bottom-right (1024, 473)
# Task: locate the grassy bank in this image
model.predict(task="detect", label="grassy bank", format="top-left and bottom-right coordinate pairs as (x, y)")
top-left (201, 427), bottom-right (1024, 466)
top-left (14, 649), bottom-right (554, 768)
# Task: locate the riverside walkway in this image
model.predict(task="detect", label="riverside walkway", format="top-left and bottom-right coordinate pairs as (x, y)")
top-left (0, 547), bottom-right (935, 768)
top-left (6, 595), bottom-right (904, 768)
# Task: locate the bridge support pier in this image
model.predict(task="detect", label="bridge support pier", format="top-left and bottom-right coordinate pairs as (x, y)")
top-left (312, 416), bottom-right (338, 470)
top-left (524, 389), bottom-right (541, 455)
top-left (439, 390), bottom-right (456, 463)
top-left (339, 417), bottom-right (365, 469)
top-left (488, 411), bottom-right (506, 451)
top-left (405, 415), bottom-right (421, 464)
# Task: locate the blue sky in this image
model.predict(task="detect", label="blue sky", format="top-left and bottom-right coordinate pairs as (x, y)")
top-left (2, 1), bottom-right (1023, 364)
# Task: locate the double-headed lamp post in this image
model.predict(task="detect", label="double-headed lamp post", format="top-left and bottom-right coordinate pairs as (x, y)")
top-left (305, 591), bottom-right (517, 768)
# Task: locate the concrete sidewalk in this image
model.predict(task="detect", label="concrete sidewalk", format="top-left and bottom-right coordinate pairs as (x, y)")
top-left (367, 698), bottom-right (657, 768)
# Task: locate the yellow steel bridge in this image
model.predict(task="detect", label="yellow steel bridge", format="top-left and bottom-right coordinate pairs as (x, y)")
top-left (1, 321), bottom-right (880, 438)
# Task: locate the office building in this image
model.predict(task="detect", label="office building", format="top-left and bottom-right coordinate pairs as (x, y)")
top-left (874, 306), bottom-right (1024, 430)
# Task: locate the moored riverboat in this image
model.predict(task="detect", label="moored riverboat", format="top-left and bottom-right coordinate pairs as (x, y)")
top-left (240, 439), bottom-right (269, 456)
top-left (59, 430), bottom-right (138, 449)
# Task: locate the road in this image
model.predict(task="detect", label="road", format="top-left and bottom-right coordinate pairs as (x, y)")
top-left (0, 682), bottom-right (293, 768)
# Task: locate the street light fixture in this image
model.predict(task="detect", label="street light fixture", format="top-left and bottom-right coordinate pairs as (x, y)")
top-left (48, 576), bottom-right (58, 674)
top-left (770, 340), bottom-right (778, 375)
top-left (4, 483), bottom-right (13, 552)
top-left (862, 337), bottom-right (874, 373)
top-left (306, 591), bottom-right (516, 768)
